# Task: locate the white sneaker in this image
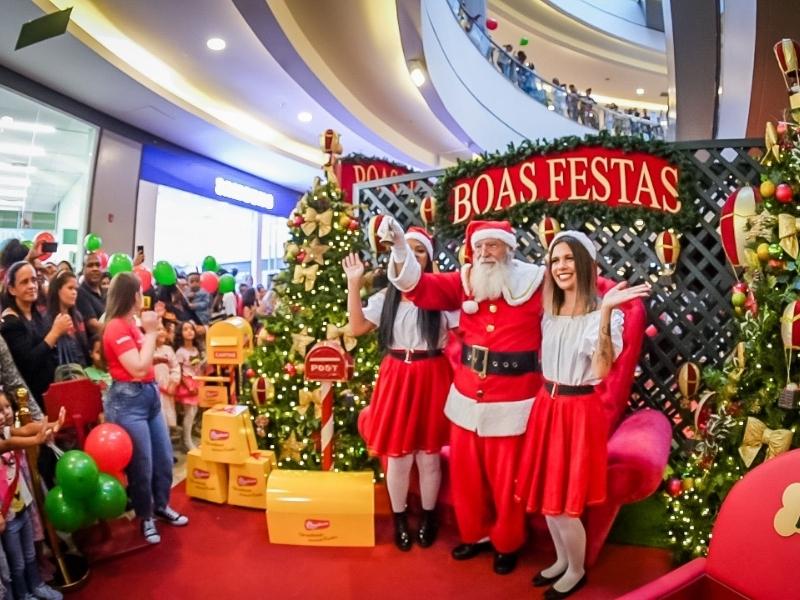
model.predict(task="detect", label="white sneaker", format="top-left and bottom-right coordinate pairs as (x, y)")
top-left (155, 505), bottom-right (189, 526)
top-left (33, 584), bottom-right (63, 600)
top-left (141, 518), bottom-right (161, 544)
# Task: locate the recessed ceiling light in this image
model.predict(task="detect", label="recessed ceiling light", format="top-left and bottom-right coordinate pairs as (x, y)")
top-left (636, 88), bottom-right (645, 95)
top-left (408, 59), bottom-right (426, 87)
top-left (206, 37), bottom-right (226, 51)
top-left (297, 112), bottom-right (313, 123)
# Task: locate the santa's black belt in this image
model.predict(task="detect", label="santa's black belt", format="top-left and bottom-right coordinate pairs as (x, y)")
top-left (388, 349), bottom-right (444, 363)
top-left (461, 344), bottom-right (538, 378)
top-left (544, 381), bottom-right (595, 396)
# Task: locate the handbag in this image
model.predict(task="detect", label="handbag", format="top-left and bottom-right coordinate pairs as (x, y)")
top-left (54, 337), bottom-right (87, 382)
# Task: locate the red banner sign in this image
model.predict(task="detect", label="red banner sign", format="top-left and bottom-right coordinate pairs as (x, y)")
top-left (337, 160), bottom-right (411, 203)
top-left (448, 148), bottom-right (680, 224)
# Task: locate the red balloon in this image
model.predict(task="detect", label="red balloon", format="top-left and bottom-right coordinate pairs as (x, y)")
top-left (486, 18), bottom-right (498, 30)
top-left (776, 183), bottom-right (794, 203)
top-left (84, 424), bottom-right (133, 474)
top-left (108, 470), bottom-right (128, 487)
top-left (200, 271), bottom-right (219, 293)
top-left (133, 266), bottom-right (153, 292)
top-left (34, 231), bottom-right (56, 261)
top-left (95, 251), bottom-right (109, 269)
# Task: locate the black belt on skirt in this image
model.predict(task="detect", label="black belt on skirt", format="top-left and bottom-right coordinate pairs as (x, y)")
top-left (544, 381), bottom-right (595, 396)
top-left (388, 349), bottom-right (444, 363)
top-left (460, 344), bottom-right (538, 378)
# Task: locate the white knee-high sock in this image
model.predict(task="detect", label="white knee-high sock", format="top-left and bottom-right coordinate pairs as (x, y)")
top-left (552, 515), bottom-right (586, 592)
top-left (414, 451), bottom-right (441, 511)
top-left (386, 454), bottom-right (415, 513)
top-left (183, 405), bottom-right (198, 449)
top-left (541, 515), bottom-right (568, 577)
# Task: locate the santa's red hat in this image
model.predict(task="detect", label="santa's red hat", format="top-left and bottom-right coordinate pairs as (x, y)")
top-left (463, 220), bottom-right (517, 262)
top-left (405, 226), bottom-right (434, 258)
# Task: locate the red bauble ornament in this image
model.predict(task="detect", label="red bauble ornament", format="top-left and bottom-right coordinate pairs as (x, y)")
top-left (293, 215), bottom-right (305, 227)
top-left (283, 363), bottom-right (297, 377)
top-left (777, 122), bottom-right (788, 135)
top-left (265, 333), bottom-right (276, 343)
top-left (251, 376), bottom-right (272, 406)
top-left (645, 324), bottom-right (658, 337)
top-left (347, 218), bottom-right (359, 231)
top-left (290, 304), bottom-right (301, 314)
top-left (768, 258), bottom-right (785, 270)
top-left (666, 478), bottom-right (683, 497)
top-left (776, 183), bottom-right (794, 203)
top-left (486, 17), bottom-right (498, 30)
top-left (295, 251), bottom-right (307, 263)
top-left (732, 282), bottom-right (749, 295)
top-left (245, 368), bottom-right (255, 379)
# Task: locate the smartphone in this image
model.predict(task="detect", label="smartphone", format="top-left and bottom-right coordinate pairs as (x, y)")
top-left (41, 242), bottom-right (58, 253)
top-left (136, 245), bottom-right (144, 255)
top-left (142, 295), bottom-right (152, 310)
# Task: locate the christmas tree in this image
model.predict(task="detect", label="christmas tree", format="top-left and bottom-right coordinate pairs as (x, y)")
top-left (663, 43), bottom-right (800, 561)
top-left (243, 169), bottom-right (381, 473)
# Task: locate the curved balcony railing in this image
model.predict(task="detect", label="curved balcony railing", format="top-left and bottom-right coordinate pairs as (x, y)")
top-left (446, 0), bottom-right (666, 140)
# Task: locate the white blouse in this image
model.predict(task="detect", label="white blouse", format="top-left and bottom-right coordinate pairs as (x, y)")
top-left (362, 290), bottom-right (459, 351)
top-left (541, 309), bottom-right (625, 386)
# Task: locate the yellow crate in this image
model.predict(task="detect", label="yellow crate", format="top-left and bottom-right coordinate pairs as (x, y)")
top-left (185, 448), bottom-right (228, 504)
top-left (200, 404), bottom-right (257, 464)
top-left (228, 451), bottom-right (277, 509)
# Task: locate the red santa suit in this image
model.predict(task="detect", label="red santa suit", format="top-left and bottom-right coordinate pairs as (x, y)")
top-left (388, 221), bottom-right (545, 553)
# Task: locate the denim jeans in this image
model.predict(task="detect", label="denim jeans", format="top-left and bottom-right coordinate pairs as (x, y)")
top-left (2, 507), bottom-right (42, 598)
top-left (105, 382), bottom-right (173, 519)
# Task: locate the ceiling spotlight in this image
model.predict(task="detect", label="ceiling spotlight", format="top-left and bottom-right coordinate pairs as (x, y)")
top-left (636, 88), bottom-right (645, 95)
top-left (408, 59), bottom-right (426, 87)
top-left (297, 112), bottom-right (313, 123)
top-left (206, 37), bottom-right (227, 51)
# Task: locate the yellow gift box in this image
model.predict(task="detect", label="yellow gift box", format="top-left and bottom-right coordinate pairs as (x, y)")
top-left (228, 451), bottom-right (277, 509)
top-left (200, 404), bottom-right (258, 464)
top-left (185, 448), bottom-right (228, 504)
top-left (266, 470), bottom-right (375, 547)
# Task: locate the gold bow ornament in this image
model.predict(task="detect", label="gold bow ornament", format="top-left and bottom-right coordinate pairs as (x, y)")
top-left (280, 431), bottom-right (305, 462)
top-left (290, 331), bottom-right (316, 358)
top-left (763, 121), bottom-right (781, 164)
top-left (778, 213), bottom-right (800, 259)
top-left (296, 387), bottom-right (323, 419)
top-left (292, 264), bottom-right (319, 291)
top-left (301, 207), bottom-right (333, 237)
top-left (303, 238), bottom-right (330, 265)
top-left (738, 416), bottom-right (793, 468)
top-left (326, 323), bottom-right (357, 351)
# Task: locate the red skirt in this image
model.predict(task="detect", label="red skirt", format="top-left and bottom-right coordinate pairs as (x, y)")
top-left (515, 386), bottom-right (608, 517)
top-left (364, 354), bottom-right (452, 457)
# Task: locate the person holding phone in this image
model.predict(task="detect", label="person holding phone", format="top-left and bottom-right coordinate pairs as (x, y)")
top-left (102, 272), bottom-right (188, 545)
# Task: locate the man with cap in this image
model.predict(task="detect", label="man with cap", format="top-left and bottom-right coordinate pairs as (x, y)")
top-left (379, 217), bottom-right (546, 574)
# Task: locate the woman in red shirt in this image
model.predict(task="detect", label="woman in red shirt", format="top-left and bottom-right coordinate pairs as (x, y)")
top-left (102, 273), bottom-right (188, 544)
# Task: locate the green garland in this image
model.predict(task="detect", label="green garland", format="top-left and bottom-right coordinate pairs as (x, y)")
top-left (432, 132), bottom-right (699, 238)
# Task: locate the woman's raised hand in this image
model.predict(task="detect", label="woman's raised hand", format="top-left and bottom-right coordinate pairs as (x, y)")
top-left (140, 310), bottom-right (159, 334)
top-left (601, 281), bottom-right (651, 311)
top-left (50, 313), bottom-right (73, 338)
top-left (342, 253), bottom-right (365, 283)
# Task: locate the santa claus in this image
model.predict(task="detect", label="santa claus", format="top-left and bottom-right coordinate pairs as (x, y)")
top-left (380, 217), bottom-right (546, 574)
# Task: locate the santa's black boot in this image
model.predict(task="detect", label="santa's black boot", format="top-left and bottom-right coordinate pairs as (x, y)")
top-left (417, 509), bottom-right (438, 548)
top-left (393, 511), bottom-right (413, 551)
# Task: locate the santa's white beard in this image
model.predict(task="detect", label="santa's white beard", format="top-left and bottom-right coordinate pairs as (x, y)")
top-left (471, 257), bottom-right (511, 302)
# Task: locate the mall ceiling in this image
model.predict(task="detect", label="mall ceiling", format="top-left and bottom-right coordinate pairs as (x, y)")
top-left (0, 0), bottom-right (669, 200)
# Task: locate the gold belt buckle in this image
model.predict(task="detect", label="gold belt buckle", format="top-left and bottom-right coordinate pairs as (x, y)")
top-left (470, 345), bottom-right (489, 379)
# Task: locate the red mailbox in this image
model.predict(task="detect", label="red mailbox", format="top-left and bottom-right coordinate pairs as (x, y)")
top-left (304, 341), bottom-right (353, 383)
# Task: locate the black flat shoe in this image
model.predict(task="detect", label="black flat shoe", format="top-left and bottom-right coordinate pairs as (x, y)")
top-left (544, 574), bottom-right (587, 599)
top-left (417, 509), bottom-right (438, 548)
top-left (493, 551), bottom-right (518, 575)
top-left (393, 511), bottom-right (413, 552)
top-left (533, 569), bottom-right (567, 587)
top-left (451, 541), bottom-right (493, 560)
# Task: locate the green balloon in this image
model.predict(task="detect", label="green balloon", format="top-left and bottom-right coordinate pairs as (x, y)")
top-left (21, 240), bottom-right (33, 250)
top-left (108, 253), bottom-right (133, 277)
top-left (45, 487), bottom-right (88, 533)
top-left (84, 233), bottom-right (103, 252)
top-left (56, 450), bottom-right (99, 500)
top-left (202, 255), bottom-right (218, 273)
top-left (218, 273), bottom-right (236, 294)
top-left (153, 260), bottom-right (177, 286)
top-left (88, 473), bottom-right (128, 520)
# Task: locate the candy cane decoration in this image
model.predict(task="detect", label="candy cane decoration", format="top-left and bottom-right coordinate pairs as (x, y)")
top-left (320, 381), bottom-right (334, 470)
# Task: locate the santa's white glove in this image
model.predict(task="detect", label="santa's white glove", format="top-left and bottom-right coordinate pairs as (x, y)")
top-left (377, 216), bottom-right (409, 262)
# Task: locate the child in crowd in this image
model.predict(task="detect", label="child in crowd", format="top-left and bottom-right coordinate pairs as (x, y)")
top-left (100, 273), bottom-right (111, 298)
top-left (0, 391), bottom-right (65, 600)
top-left (153, 323), bottom-right (180, 436)
top-left (174, 322), bottom-right (204, 451)
top-left (185, 274), bottom-right (211, 325)
top-left (84, 337), bottom-right (112, 392)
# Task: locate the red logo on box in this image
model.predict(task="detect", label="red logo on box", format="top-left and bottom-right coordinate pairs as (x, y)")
top-left (214, 350), bottom-right (237, 359)
top-left (193, 469), bottom-right (210, 480)
top-left (237, 475), bottom-right (258, 487)
top-left (304, 519), bottom-right (331, 531)
top-left (209, 429), bottom-right (230, 441)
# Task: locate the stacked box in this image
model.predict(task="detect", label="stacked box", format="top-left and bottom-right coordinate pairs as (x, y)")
top-left (200, 404), bottom-right (258, 464)
top-left (228, 451), bottom-right (277, 509)
top-left (185, 449), bottom-right (228, 504)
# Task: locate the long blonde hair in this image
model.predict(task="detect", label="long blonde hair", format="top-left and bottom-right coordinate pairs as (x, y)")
top-left (105, 273), bottom-right (140, 321)
top-left (544, 237), bottom-right (598, 316)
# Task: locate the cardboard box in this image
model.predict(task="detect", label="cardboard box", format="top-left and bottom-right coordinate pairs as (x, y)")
top-left (266, 470), bottom-right (375, 547)
top-left (200, 404), bottom-right (258, 464)
top-left (228, 451), bottom-right (277, 509)
top-left (198, 383), bottom-right (229, 408)
top-left (185, 448), bottom-right (228, 504)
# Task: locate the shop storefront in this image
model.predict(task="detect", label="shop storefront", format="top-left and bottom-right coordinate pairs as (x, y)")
top-left (136, 145), bottom-right (298, 285)
top-left (0, 84), bottom-right (97, 266)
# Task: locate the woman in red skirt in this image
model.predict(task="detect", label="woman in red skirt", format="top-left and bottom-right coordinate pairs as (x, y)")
top-left (342, 227), bottom-right (456, 551)
top-left (516, 231), bottom-right (649, 599)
